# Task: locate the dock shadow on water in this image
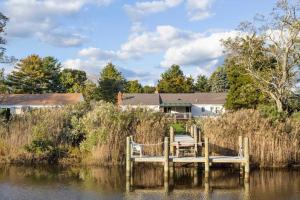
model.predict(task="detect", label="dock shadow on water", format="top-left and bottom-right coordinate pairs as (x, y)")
top-left (0, 165), bottom-right (299, 200)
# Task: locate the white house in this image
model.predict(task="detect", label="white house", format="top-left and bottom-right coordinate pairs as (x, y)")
top-left (117, 92), bottom-right (227, 119)
top-left (0, 93), bottom-right (84, 115)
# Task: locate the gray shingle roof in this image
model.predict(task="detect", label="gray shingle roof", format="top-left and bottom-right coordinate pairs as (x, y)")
top-left (121, 93), bottom-right (227, 105)
top-left (0, 93), bottom-right (83, 106)
top-left (122, 93), bottom-right (160, 105)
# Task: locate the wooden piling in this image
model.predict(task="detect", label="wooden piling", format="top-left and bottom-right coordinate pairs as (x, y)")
top-left (194, 125), bottom-right (198, 157)
top-left (190, 125), bottom-right (194, 138)
top-left (244, 137), bottom-right (250, 181)
top-left (170, 126), bottom-right (175, 156)
top-left (204, 137), bottom-right (209, 177)
top-left (239, 136), bottom-right (244, 175)
top-left (164, 137), bottom-right (169, 178)
top-left (126, 137), bottom-right (132, 176)
top-left (126, 136), bottom-right (132, 192)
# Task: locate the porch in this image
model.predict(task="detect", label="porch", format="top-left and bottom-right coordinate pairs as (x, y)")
top-left (160, 102), bottom-right (192, 119)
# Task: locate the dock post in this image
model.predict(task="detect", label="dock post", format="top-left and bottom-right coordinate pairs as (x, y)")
top-left (170, 126), bottom-right (175, 156)
top-left (239, 136), bottom-right (244, 176)
top-left (204, 137), bottom-right (210, 179)
top-left (244, 137), bottom-right (250, 181)
top-left (194, 125), bottom-right (198, 156)
top-left (164, 137), bottom-right (169, 179)
top-left (126, 136), bottom-right (132, 192)
top-left (190, 125), bottom-right (194, 138)
top-left (193, 163), bottom-right (199, 186)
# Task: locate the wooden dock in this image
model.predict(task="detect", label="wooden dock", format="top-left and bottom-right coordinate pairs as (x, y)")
top-left (126, 125), bottom-right (250, 192)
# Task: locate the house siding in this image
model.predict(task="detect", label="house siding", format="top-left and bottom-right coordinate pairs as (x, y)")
top-left (192, 104), bottom-right (225, 117)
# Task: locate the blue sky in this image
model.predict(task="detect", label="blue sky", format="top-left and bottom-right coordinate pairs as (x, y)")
top-left (0, 0), bottom-right (277, 85)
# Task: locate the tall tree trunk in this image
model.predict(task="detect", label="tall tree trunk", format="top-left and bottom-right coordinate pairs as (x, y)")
top-left (275, 98), bottom-right (284, 113)
top-left (268, 92), bottom-right (284, 112)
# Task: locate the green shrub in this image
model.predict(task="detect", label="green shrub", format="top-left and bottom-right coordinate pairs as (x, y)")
top-left (171, 123), bottom-right (186, 134)
top-left (258, 105), bottom-right (287, 122)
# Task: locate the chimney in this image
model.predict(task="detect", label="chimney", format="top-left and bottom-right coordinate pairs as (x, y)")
top-left (117, 91), bottom-right (123, 106)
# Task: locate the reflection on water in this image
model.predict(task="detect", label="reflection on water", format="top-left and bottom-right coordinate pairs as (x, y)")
top-left (0, 164), bottom-right (299, 200)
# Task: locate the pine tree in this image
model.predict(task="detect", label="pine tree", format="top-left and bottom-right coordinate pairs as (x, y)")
top-left (157, 65), bottom-right (194, 93)
top-left (209, 67), bottom-right (229, 92)
top-left (7, 55), bottom-right (62, 93)
top-left (97, 63), bottom-right (126, 103)
top-left (126, 80), bottom-right (143, 93)
top-left (195, 75), bottom-right (210, 92)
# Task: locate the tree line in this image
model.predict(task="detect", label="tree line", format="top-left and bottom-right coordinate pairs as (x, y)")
top-left (1, 0), bottom-right (300, 115)
top-left (0, 55), bottom-right (230, 102)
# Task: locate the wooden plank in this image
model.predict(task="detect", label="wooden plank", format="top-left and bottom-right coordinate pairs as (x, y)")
top-left (133, 156), bottom-right (165, 162)
top-left (133, 155), bottom-right (244, 163)
top-left (172, 157), bottom-right (205, 163)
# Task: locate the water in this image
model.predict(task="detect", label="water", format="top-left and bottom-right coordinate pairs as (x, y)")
top-left (0, 165), bottom-right (299, 200)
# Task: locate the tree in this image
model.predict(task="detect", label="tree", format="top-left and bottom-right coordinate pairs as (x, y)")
top-left (224, 58), bottom-right (267, 110)
top-left (97, 63), bottom-right (126, 103)
top-left (82, 80), bottom-right (98, 102)
top-left (7, 55), bottom-right (62, 93)
top-left (0, 69), bottom-right (8, 93)
top-left (223, 0), bottom-right (300, 112)
top-left (209, 67), bottom-right (229, 92)
top-left (157, 65), bottom-right (194, 93)
top-left (0, 12), bottom-right (8, 60)
top-left (195, 75), bottom-right (210, 92)
top-left (126, 80), bottom-right (143, 93)
top-left (143, 85), bottom-right (156, 93)
top-left (60, 69), bottom-right (87, 93)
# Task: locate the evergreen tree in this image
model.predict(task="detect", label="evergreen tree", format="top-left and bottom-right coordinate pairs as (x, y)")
top-left (7, 55), bottom-right (62, 93)
top-left (82, 80), bottom-right (98, 102)
top-left (157, 65), bottom-right (194, 93)
top-left (0, 69), bottom-right (7, 93)
top-left (195, 75), bottom-right (210, 92)
top-left (0, 12), bottom-right (8, 60)
top-left (224, 59), bottom-right (266, 110)
top-left (97, 63), bottom-right (126, 103)
top-left (209, 67), bottom-right (229, 92)
top-left (60, 68), bottom-right (87, 93)
top-left (126, 80), bottom-right (143, 93)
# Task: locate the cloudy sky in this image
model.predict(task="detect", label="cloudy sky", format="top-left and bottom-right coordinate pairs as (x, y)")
top-left (0, 0), bottom-right (277, 85)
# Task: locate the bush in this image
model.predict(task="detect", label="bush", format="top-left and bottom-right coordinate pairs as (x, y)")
top-left (171, 123), bottom-right (186, 134)
top-left (258, 105), bottom-right (287, 122)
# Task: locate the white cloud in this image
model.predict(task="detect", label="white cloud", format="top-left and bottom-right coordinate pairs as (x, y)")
top-left (72, 25), bottom-right (239, 76)
top-left (3, 0), bottom-right (113, 47)
top-left (186, 0), bottom-right (215, 21)
top-left (124, 0), bottom-right (183, 19)
top-left (160, 31), bottom-right (238, 67)
top-left (124, 0), bottom-right (215, 21)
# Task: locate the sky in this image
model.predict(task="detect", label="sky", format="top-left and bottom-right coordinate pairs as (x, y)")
top-left (0, 0), bottom-right (278, 85)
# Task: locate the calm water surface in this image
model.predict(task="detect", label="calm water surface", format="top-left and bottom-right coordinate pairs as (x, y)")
top-left (0, 165), bottom-right (299, 200)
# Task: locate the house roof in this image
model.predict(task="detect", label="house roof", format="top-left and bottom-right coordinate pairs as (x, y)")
top-left (121, 93), bottom-right (227, 106)
top-left (0, 93), bottom-right (84, 106)
top-left (121, 93), bottom-right (160, 105)
top-left (159, 93), bottom-right (227, 104)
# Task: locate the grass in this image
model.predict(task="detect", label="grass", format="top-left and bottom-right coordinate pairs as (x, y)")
top-left (171, 123), bottom-right (186, 134)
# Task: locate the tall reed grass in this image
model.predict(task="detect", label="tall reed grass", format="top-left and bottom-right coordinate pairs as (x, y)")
top-left (198, 109), bottom-right (300, 167)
